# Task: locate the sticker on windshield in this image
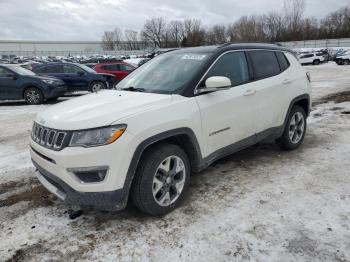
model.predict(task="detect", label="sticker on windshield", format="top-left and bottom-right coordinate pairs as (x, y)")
top-left (181, 54), bottom-right (206, 60)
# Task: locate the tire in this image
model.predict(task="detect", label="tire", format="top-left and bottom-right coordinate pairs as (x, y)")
top-left (24, 87), bottom-right (44, 105)
top-left (277, 105), bottom-right (307, 150)
top-left (344, 59), bottom-right (350, 65)
top-left (313, 59), bottom-right (320, 65)
top-left (131, 143), bottom-right (190, 216)
top-left (89, 81), bottom-right (106, 92)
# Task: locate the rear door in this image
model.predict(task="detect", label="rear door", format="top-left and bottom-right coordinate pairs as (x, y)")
top-left (62, 64), bottom-right (88, 91)
top-left (118, 64), bottom-right (134, 80)
top-left (0, 67), bottom-right (19, 99)
top-left (195, 51), bottom-right (259, 156)
top-left (246, 50), bottom-right (289, 134)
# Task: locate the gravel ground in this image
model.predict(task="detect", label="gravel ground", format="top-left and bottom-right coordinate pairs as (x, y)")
top-left (0, 62), bottom-right (350, 262)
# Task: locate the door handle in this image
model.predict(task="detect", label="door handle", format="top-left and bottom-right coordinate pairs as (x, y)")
top-left (243, 89), bottom-right (256, 96)
top-left (282, 79), bottom-right (292, 85)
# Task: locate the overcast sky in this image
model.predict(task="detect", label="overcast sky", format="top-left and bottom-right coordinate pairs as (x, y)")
top-left (0, 0), bottom-right (348, 41)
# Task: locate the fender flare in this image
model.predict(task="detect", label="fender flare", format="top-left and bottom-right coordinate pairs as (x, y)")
top-left (118, 127), bottom-right (203, 206)
top-left (281, 94), bottom-right (311, 132)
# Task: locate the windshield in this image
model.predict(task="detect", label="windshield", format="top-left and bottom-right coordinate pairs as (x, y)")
top-left (77, 64), bottom-right (97, 73)
top-left (8, 65), bottom-right (36, 76)
top-left (116, 52), bottom-right (210, 94)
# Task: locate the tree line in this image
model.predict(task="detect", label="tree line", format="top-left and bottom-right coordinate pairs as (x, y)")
top-left (102, 0), bottom-right (350, 50)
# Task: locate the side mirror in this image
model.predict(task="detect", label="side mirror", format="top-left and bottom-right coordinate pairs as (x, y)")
top-left (196, 76), bottom-right (231, 94)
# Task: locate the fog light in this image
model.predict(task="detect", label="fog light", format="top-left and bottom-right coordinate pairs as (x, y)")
top-left (67, 166), bottom-right (108, 183)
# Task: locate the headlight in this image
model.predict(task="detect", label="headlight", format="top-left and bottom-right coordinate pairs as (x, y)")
top-left (69, 125), bottom-right (126, 147)
top-left (42, 79), bottom-right (57, 85)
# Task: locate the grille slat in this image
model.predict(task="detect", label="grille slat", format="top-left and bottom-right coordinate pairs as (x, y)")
top-left (31, 122), bottom-right (68, 151)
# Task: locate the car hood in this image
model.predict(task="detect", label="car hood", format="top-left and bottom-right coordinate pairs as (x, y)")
top-left (35, 90), bottom-right (172, 130)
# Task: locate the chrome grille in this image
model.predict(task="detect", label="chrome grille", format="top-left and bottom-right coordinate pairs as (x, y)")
top-left (31, 122), bottom-right (69, 151)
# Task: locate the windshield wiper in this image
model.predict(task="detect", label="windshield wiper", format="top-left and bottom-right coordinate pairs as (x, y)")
top-left (121, 86), bottom-right (146, 92)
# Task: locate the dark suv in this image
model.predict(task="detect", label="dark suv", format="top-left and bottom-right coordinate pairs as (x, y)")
top-left (33, 63), bottom-right (113, 92)
top-left (0, 64), bottom-right (67, 105)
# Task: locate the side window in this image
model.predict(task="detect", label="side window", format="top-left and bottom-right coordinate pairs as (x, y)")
top-left (63, 65), bottom-right (84, 74)
top-left (205, 52), bottom-right (249, 87)
top-left (249, 50), bottom-right (280, 79)
top-left (35, 66), bottom-right (47, 74)
top-left (0, 67), bottom-right (12, 77)
top-left (102, 65), bottom-right (115, 70)
top-left (300, 54), bottom-right (313, 59)
top-left (120, 64), bottom-right (134, 71)
top-left (276, 52), bottom-right (290, 72)
top-left (45, 65), bottom-right (63, 73)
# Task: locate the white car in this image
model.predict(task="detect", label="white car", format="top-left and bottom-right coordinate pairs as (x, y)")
top-left (30, 44), bottom-right (311, 216)
top-left (335, 52), bottom-right (350, 65)
top-left (298, 52), bottom-right (325, 65)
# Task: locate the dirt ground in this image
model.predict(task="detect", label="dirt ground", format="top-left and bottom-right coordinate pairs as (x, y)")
top-left (0, 62), bottom-right (350, 261)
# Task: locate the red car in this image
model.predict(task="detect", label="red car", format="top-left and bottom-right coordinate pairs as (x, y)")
top-left (93, 62), bottom-right (135, 82)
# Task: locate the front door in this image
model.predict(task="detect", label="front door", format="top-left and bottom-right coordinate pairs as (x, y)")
top-left (195, 51), bottom-right (259, 157)
top-left (0, 67), bottom-right (19, 100)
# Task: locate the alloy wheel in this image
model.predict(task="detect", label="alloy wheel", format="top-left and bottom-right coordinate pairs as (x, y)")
top-left (152, 155), bottom-right (186, 207)
top-left (26, 90), bottom-right (40, 104)
top-left (289, 112), bottom-right (305, 144)
top-left (91, 83), bottom-right (102, 92)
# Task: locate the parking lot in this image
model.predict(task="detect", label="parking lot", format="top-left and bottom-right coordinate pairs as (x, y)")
top-left (1, 62), bottom-right (350, 261)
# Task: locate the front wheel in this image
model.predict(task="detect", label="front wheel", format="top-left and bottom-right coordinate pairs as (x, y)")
top-left (277, 105), bottom-right (307, 150)
top-left (131, 143), bottom-right (190, 216)
top-left (313, 59), bottom-right (320, 65)
top-left (24, 87), bottom-right (44, 105)
top-left (89, 81), bottom-right (106, 92)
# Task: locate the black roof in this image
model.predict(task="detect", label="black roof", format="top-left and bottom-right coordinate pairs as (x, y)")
top-left (172, 43), bottom-right (292, 54)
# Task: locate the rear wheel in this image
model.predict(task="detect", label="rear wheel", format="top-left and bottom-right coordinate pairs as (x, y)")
top-left (277, 105), bottom-right (307, 150)
top-left (344, 59), bottom-right (350, 65)
top-left (24, 87), bottom-right (44, 105)
top-left (89, 81), bottom-right (106, 92)
top-left (313, 59), bottom-right (320, 65)
top-left (131, 143), bottom-right (190, 216)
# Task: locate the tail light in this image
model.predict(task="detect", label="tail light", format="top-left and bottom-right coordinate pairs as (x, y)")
top-left (306, 72), bottom-right (311, 82)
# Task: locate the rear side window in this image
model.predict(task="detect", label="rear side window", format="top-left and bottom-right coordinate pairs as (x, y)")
top-left (300, 54), bottom-right (313, 58)
top-left (39, 65), bottom-right (63, 73)
top-left (249, 50), bottom-right (280, 79)
top-left (119, 64), bottom-right (134, 71)
top-left (276, 52), bottom-right (290, 71)
top-left (205, 51), bottom-right (249, 87)
top-left (102, 64), bottom-right (118, 70)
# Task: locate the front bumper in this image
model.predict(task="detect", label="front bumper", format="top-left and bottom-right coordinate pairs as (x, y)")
top-left (46, 85), bottom-right (68, 98)
top-left (29, 131), bottom-right (138, 210)
top-left (32, 160), bottom-right (127, 211)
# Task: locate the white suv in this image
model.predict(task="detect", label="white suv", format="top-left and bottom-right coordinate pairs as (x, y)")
top-left (298, 52), bottom-right (325, 65)
top-left (30, 44), bottom-right (311, 216)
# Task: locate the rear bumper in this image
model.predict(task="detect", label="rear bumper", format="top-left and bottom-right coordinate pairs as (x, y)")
top-left (32, 160), bottom-right (128, 211)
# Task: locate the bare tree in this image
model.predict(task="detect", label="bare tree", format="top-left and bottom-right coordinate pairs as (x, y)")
top-left (167, 20), bottom-right (184, 47)
top-left (207, 25), bottom-right (227, 44)
top-left (182, 19), bottom-right (206, 46)
top-left (124, 29), bottom-right (140, 50)
top-left (142, 17), bottom-right (167, 48)
top-left (112, 27), bottom-right (123, 50)
top-left (283, 0), bottom-right (306, 41)
top-left (101, 31), bottom-right (115, 50)
top-left (228, 15), bottom-right (265, 42)
top-left (319, 7), bottom-right (350, 39)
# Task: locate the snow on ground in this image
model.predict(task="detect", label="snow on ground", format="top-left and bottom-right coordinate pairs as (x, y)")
top-left (0, 63), bottom-right (350, 261)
